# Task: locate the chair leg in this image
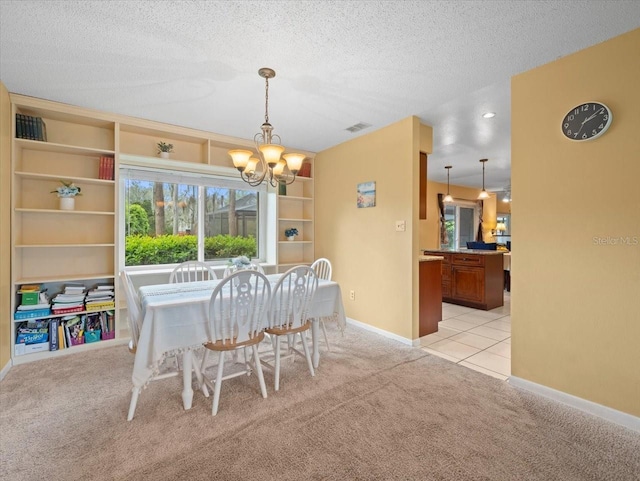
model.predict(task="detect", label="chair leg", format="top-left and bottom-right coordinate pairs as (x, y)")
top-left (300, 332), bottom-right (315, 377)
top-left (252, 345), bottom-right (268, 399)
top-left (320, 319), bottom-right (331, 351)
top-left (192, 355), bottom-right (209, 398)
top-left (200, 349), bottom-right (210, 373)
top-left (212, 351), bottom-right (225, 416)
top-left (274, 335), bottom-right (281, 392)
top-left (127, 386), bottom-right (141, 421)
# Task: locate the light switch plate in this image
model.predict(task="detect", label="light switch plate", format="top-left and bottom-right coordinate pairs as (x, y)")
top-left (395, 220), bottom-right (406, 232)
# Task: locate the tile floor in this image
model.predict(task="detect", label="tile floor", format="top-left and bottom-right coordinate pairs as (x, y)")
top-left (420, 292), bottom-right (511, 380)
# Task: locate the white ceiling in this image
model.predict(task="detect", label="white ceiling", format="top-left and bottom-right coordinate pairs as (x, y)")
top-left (1, 1), bottom-right (639, 191)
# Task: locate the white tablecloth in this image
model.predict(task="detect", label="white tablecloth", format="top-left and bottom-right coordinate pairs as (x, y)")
top-left (132, 275), bottom-right (346, 389)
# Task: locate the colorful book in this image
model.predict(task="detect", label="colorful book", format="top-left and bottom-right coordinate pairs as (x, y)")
top-left (49, 318), bottom-right (59, 351)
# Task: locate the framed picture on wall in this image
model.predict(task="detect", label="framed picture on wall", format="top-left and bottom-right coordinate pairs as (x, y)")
top-left (357, 181), bottom-right (376, 208)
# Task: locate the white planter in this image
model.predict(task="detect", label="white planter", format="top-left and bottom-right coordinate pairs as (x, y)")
top-left (287, 236), bottom-right (295, 241)
top-left (159, 152), bottom-right (170, 159)
top-left (59, 196), bottom-right (75, 210)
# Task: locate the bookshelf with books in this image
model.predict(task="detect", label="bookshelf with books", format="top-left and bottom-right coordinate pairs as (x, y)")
top-left (276, 160), bottom-right (315, 273)
top-left (10, 95), bottom-right (119, 363)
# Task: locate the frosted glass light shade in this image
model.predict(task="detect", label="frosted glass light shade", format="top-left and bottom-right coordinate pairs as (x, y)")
top-left (496, 222), bottom-right (507, 232)
top-left (443, 193), bottom-right (453, 203)
top-left (283, 153), bottom-right (305, 174)
top-left (272, 160), bottom-right (286, 176)
top-left (259, 144), bottom-right (285, 167)
top-left (228, 149), bottom-right (253, 171)
top-left (478, 190), bottom-right (490, 200)
top-left (245, 157), bottom-right (259, 175)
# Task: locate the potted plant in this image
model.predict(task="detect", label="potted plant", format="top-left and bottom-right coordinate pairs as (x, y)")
top-left (285, 228), bottom-right (299, 241)
top-left (51, 180), bottom-right (81, 210)
top-left (157, 141), bottom-right (174, 159)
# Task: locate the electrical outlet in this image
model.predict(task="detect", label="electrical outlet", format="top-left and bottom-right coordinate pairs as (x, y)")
top-left (349, 290), bottom-right (355, 301)
top-left (395, 220), bottom-right (406, 232)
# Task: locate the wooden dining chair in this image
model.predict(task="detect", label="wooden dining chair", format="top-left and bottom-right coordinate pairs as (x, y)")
top-left (201, 270), bottom-right (271, 415)
top-left (263, 265), bottom-right (318, 391)
top-left (310, 258), bottom-right (333, 351)
top-left (120, 271), bottom-right (181, 421)
top-left (169, 260), bottom-right (218, 283)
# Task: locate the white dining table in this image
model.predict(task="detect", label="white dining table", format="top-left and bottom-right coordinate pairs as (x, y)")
top-left (133, 274), bottom-right (346, 410)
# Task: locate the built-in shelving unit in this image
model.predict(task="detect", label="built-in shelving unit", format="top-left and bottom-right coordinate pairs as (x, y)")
top-left (10, 96), bottom-right (119, 363)
top-left (276, 167), bottom-right (314, 273)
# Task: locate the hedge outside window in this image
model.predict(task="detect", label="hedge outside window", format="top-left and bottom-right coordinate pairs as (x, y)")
top-left (122, 168), bottom-right (262, 267)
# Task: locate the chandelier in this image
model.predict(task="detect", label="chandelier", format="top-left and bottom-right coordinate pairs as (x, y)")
top-left (228, 68), bottom-right (305, 187)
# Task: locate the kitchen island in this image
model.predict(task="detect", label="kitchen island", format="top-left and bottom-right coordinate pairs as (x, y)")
top-left (422, 249), bottom-right (504, 310)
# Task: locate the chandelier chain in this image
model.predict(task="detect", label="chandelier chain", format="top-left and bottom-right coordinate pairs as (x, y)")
top-left (264, 76), bottom-right (269, 124)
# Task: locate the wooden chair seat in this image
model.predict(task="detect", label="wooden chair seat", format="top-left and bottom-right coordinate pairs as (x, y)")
top-left (204, 331), bottom-right (265, 351)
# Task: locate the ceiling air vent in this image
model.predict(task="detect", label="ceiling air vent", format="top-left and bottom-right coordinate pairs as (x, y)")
top-left (345, 122), bottom-right (372, 133)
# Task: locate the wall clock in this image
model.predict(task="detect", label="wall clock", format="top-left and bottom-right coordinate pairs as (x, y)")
top-left (561, 101), bottom-right (612, 141)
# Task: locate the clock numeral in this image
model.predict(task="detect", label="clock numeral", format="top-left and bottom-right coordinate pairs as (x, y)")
top-left (598, 108), bottom-right (605, 115)
top-left (592, 129), bottom-right (597, 136)
top-left (598, 124), bottom-right (604, 129)
top-left (574, 108), bottom-right (580, 115)
top-left (567, 129), bottom-right (572, 135)
top-left (563, 122), bottom-right (569, 129)
top-left (568, 114), bottom-right (574, 121)
top-left (582, 133), bottom-right (587, 139)
top-left (582, 105), bottom-right (589, 111)
top-left (574, 133), bottom-right (579, 138)
top-left (603, 115), bottom-right (608, 121)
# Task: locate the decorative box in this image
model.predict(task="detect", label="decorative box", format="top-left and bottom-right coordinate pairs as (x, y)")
top-left (85, 330), bottom-right (101, 343)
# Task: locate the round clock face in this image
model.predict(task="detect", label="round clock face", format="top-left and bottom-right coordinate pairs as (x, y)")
top-left (561, 102), bottom-right (612, 141)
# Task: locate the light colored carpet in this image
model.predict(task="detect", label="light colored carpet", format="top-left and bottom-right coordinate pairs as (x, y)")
top-left (1, 323), bottom-right (639, 481)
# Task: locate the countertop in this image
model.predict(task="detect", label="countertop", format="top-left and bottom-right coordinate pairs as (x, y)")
top-left (419, 255), bottom-right (444, 262)
top-left (422, 249), bottom-right (505, 256)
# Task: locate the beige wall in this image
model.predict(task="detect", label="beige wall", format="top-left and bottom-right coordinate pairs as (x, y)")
top-left (420, 181), bottom-right (498, 249)
top-left (0, 82), bottom-right (11, 369)
top-left (315, 116), bottom-right (430, 341)
top-left (512, 28), bottom-right (640, 416)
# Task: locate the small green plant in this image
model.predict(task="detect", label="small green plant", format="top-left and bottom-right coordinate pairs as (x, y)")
top-left (285, 228), bottom-right (298, 238)
top-left (157, 141), bottom-right (174, 153)
top-left (51, 180), bottom-right (81, 197)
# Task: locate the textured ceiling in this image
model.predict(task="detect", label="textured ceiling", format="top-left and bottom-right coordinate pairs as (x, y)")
top-left (1, 1), bottom-right (639, 191)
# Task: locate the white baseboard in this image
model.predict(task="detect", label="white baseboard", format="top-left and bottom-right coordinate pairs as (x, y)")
top-left (508, 376), bottom-right (640, 433)
top-left (346, 318), bottom-right (421, 347)
top-left (0, 358), bottom-right (12, 382)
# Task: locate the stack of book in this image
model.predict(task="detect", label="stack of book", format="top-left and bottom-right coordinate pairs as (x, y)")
top-left (14, 284), bottom-right (51, 320)
top-left (99, 156), bottom-right (115, 180)
top-left (85, 283), bottom-right (115, 311)
top-left (16, 114), bottom-right (47, 141)
top-left (51, 284), bottom-right (86, 314)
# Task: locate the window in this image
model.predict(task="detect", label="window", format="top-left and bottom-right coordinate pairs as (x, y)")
top-left (122, 168), bottom-right (264, 267)
top-left (442, 201), bottom-right (479, 250)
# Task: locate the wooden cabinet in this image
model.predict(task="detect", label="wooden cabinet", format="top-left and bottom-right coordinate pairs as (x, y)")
top-left (424, 250), bottom-right (504, 310)
top-left (419, 259), bottom-right (442, 336)
top-left (276, 164), bottom-right (314, 273)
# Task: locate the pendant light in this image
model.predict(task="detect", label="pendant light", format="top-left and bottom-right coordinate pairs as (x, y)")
top-left (443, 165), bottom-right (453, 202)
top-left (477, 158), bottom-right (490, 200)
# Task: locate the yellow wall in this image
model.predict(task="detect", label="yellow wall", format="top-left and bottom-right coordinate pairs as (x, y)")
top-left (0, 82), bottom-right (11, 369)
top-left (315, 116), bottom-right (429, 341)
top-left (420, 181), bottom-right (497, 249)
top-left (512, 28), bottom-right (640, 416)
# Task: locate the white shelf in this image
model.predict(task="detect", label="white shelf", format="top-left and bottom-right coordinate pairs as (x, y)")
top-left (278, 240), bottom-right (313, 244)
top-left (14, 308), bottom-right (115, 322)
top-left (14, 138), bottom-right (115, 156)
top-left (15, 171), bottom-right (115, 186)
top-left (15, 208), bottom-right (115, 215)
top-left (15, 273), bottom-right (115, 285)
top-left (15, 244), bottom-right (115, 248)
top-left (277, 195), bottom-right (313, 201)
top-left (12, 337), bottom-right (128, 365)
top-left (278, 217), bottom-right (313, 222)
